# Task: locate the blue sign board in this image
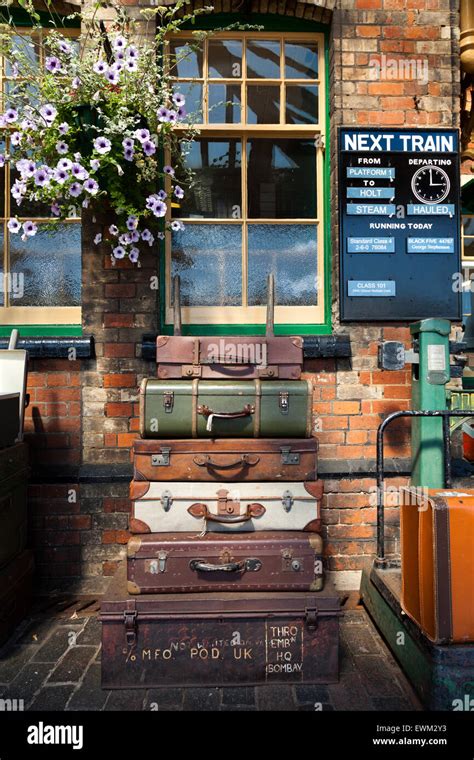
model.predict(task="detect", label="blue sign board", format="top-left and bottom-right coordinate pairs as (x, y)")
top-left (339, 127), bottom-right (461, 321)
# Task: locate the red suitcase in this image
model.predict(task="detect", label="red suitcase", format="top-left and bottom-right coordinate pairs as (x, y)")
top-left (157, 274), bottom-right (303, 380)
top-left (126, 531), bottom-right (324, 594)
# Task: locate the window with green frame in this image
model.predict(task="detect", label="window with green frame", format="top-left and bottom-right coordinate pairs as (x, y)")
top-left (0, 26), bottom-right (82, 333)
top-left (163, 25), bottom-right (330, 336)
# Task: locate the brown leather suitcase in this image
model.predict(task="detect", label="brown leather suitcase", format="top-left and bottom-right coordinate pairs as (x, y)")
top-left (401, 487), bottom-right (474, 643)
top-left (133, 438), bottom-right (318, 482)
top-left (127, 531), bottom-right (324, 594)
top-left (157, 274), bottom-right (303, 380)
top-left (0, 549), bottom-right (34, 647)
top-left (101, 562), bottom-right (341, 688)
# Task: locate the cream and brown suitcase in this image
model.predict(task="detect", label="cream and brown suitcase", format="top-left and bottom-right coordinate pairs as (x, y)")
top-left (130, 480), bottom-right (323, 534)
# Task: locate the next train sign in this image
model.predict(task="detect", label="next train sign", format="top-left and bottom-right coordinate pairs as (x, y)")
top-left (339, 127), bottom-right (461, 321)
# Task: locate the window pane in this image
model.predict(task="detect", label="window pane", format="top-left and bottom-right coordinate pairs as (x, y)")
top-left (172, 224), bottom-right (242, 306)
top-left (246, 39), bottom-right (280, 79)
top-left (286, 85), bottom-right (319, 124)
top-left (247, 139), bottom-right (316, 219)
top-left (169, 39), bottom-right (202, 78)
top-left (248, 224), bottom-right (317, 306)
top-left (0, 227), bottom-right (4, 306)
top-left (208, 84), bottom-right (241, 124)
top-left (5, 35), bottom-right (40, 76)
top-left (208, 39), bottom-right (242, 78)
top-left (285, 42), bottom-right (318, 79)
top-left (175, 139), bottom-right (242, 219)
top-left (172, 82), bottom-right (203, 123)
top-left (10, 224), bottom-right (81, 306)
top-left (247, 85), bottom-right (280, 124)
top-left (463, 216), bottom-right (474, 236)
top-left (464, 238), bottom-right (474, 259)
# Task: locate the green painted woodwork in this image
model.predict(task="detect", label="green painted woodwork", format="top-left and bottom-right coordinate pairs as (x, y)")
top-left (410, 319), bottom-right (451, 488)
top-left (0, 325), bottom-right (82, 338)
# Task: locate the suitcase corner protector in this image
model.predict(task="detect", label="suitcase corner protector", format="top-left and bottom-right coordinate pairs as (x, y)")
top-left (129, 518), bottom-right (151, 534)
top-left (127, 580), bottom-right (141, 595)
top-left (308, 533), bottom-right (323, 552)
top-left (127, 537), bottom-right (142, 557)
top-left (310, 577), bottom-right (324, 592)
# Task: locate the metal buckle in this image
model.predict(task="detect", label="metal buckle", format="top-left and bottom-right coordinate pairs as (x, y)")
top-left (280, 446), bottom-right (300, 465)
top-left (282, 490), bottom-right (294, 512)
top-left (152, 447), bottom-right (171, 466)
top-left (279, 391), bottom-right (289, 414)
top-left (123, 608), bottom-right (137, 648)
top-left (305, 606), bottom-right (318, 631)
top-left (163, 392), bottom-right (174, 413)
top-left (161, 490), bottom-right (173, 512)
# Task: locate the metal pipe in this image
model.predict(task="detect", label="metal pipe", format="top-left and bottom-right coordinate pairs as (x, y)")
top-left (376, 410), bottom-right (474, 567)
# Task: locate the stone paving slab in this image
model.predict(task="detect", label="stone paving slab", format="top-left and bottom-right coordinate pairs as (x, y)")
top-left (0, 607), bottom-right (421, 712)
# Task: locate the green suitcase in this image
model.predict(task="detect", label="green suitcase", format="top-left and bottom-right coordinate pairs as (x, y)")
top-left (140, 379), bottom-right (313, 439)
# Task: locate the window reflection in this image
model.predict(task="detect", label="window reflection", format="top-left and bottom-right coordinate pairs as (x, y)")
top-left (176, 139), bottom-right (242, 219)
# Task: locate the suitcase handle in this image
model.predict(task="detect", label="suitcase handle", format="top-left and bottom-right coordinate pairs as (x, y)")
top-left (197, 404), bottom-right (255, 433)
top-left (193, 454), bottom-right (260, 469)
top-left (189, 558), bottom-right (261, 573)
top-left (188, 502), bottom-right (266, 523)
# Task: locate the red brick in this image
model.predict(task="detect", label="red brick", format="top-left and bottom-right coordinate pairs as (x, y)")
top-left (104, 373), bottom-right (137, 388)
top-left (105, 402), bottom-right (133, 417)
top-left (356, 25), bottom-right (381, 37)
top-left (36, 388), bottom-right (80, 402)
top-left (104, 343), bottom-right (135, 358)
top-left (117, 433), bottom-right (139, 447)
top-left (103, 561), bottom-right (120, 576)
top-left (68, 515), bottom-right (91, 530)
top-left (356, 0), bottom-right (382, 7)
top-left (321, 416), bottom-right (348, 430)
top-left (383, 385), bottom-right (412, 399)
top-left (104, 313), bottom-right (135, 328)
top-left (367, 82), bottom-right (404, 96)
top-left (104, 433), bottom-right (117, 447)
top-left (104, 283), bottom-right (136, 298)
top-left (47, 373), bottom-right (69, 387)
top-left (332, 401), bottom-right (360, 415)
top-left (104, 497), bottom-right (131, 514)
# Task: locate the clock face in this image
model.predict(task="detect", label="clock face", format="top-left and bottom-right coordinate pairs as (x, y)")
top-left (411, 165), bottom-right (450, 204)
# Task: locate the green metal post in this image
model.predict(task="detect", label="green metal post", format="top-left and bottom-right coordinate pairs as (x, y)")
top-left (410, 319), bottom-right (451, 488)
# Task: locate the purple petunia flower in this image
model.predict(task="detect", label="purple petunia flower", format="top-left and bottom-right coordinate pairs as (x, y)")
top-left (59, 40), bottom-right (72, 54)
top-left (134, 128), bottom-right (150, 144)
top-left (125, 60), bottom-right (137, 72)
top-left (171, 220), bottom-right (185, 232)
top-left (109, 225), bottom-right (118, 236)
top-left (71, 163), bottom-right (88, 180)
top-left (73, 152), bottom-right (82, 162)
top-left (22, 221), bottom-right (37, 237)
top-left (11, 180), bottom-right (26, 201)
top-left (157, 107), bottom-right (170, 123)
top-left (39, 104), bottom-right (57, 123)
top-left (83, 178), bottom-right (99, 195)
top-left (82, 199), bottom-right (90, 209)
top-left (58, 122), bottom-right (69, 135)
top-left (123, 147), bottom-right (134, 162)
top-left (69, 182), bottom-right (82, 197)
top-left (129, 247), bottom-right (139, 263)
top-left (72, 77), bottom-right (81, 89)
top-left (51, 202), bottom-right (61, 216)
top-left (141, 229), bottom-right (152, 242)
top-left (126, 215), bottom-right (138, 231)
top-left (46, 56), bottom-right (62, 73)
top-left (163, 165), bottom-right (175, 177)
top-left (174, 185), bottom-right (184, 199)
top-left (119, 233), bottom-right (132, 246)
top-left (112, 61), bottom-right (124, 73)
top-left (152, 200), bottom-right (167, 218)
top-left (168, 110), bottom-right (178, 124)
top-left (90, 159), bottom-right (100, 171)
top-left (115, 50), bottom-right (126, 62)
top-left (58, 158), bottom-right (72, 171)
top-left (93, 137), bottom-right (111, 155)
top-left (123, 137), bottom-right (134, 149)
top-left (177, 106), bottom-right (187, 120)
top-left (142, 140), bottom-right (156, 157)
top-left (54, 167), bottom-right (69, 184)
top-left (172, 92), bottom-right (186, 107)
top-left (158, 189), bottom-right (167, 201)
top-left (126, 46), bottom-right (138, 60)
top-left (10, 131), bottom-right (22, 146)
top-left (130, 230), bottom-right (140, 243)
top-left (94, 233), bottom-right (102, 245)
top-left (0, 155), bottom-right (6, 168)
top-left (113, 35), bottom-right (127, 51)
top-left (113, 245), bottom-right (126, 259)
top-left (93, 60), bottom-right (108, 75)
top-left (4, 108), bottom-right (18, 123)
top-left (106, 69), bottom-right (119, 85)
top-left (56, 140), bottom-right (69, 155)
top-left (7, 218), bottom-right (21, 234)
top-left (157, 232), bottom-right (165, 241)
top-left (34, 167), bottom-right (50, 187)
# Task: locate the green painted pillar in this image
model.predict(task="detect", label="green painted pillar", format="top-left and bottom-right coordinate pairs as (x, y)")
top-left (410, 319), bottom-right (450, 488)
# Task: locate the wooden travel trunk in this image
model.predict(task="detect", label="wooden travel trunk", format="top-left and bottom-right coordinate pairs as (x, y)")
top-left (401, 488), bottom-right (474, 643)
top-left (126, 532), bottom-right (324, 594)
top-left (139, 379), bottom-right (313, 439)
top-left (133, 438), bottom-right (318, 482)
top-left (130, 480), bottom-right (322, 534)
top-left (101, 563), bottom-right (341, 688)
top-left (0, 550), bottom-right (34, 648)
top-left (0, 394), bottom-right (20, 449)
top-left (156, 335), bottom-right (303, 380)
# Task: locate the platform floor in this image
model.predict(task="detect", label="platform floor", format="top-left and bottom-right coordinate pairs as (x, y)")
top-left (0, 592), bottom-right (421, 712)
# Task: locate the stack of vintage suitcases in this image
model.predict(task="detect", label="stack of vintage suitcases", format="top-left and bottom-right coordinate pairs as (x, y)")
top-left (101, 276), bottom-right (341, 689)
top-left (0, 332), bottom-right (33, 647)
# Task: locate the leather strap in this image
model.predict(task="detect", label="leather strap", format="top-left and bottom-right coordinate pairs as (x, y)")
top-left (188, 502), bottom-right (266, 523)
top-left (432, 496), bottom-right (453, 641)
top-left (193, 454), bottom-right (260, 469)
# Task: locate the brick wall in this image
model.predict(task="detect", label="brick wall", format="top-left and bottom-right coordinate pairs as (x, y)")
top-left (23, 0), bottom-right (460, 590)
